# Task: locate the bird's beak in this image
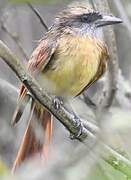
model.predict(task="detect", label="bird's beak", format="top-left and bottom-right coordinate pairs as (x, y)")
top-left (96, 15), bottom-right (123, 27)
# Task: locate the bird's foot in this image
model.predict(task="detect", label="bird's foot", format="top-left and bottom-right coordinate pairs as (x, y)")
top-left (26, 91), bottom-right (33, 98)
top-left (52, 96), bottom-right (63, 110)
top-left (70, 116), bottom-right (83, 140)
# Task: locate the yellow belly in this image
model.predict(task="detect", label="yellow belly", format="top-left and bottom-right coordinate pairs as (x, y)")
top-left (41, 35), bottom-right (104, 97)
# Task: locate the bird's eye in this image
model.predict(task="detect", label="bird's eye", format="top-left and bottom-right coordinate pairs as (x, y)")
top-left (80, 13), bottom-right (102, 23)
top-left (81, 14), bottom-right (89, 22)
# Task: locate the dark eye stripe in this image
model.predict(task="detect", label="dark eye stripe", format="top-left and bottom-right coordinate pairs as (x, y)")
top-left (80, 12), bottom-right (102, 23)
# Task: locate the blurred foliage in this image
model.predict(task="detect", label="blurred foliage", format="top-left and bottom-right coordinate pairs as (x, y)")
top-left (104, 152), bottom-right (131, 179)
top-left (10, 0), bottom-right (70, 5)
top-left (89, 161), bottom-right (128, 180)
top-left (0, 160), bottom-right (8, 177)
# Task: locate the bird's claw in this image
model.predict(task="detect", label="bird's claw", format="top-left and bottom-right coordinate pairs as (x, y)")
top-left (26, 92), bottom-right (35, 100)
top-left (53, 97), bottom-right (63, 110)
top-left (27, 92), bottom-right (33, 97)
top-left (70, 116), bottom-right (83, 140)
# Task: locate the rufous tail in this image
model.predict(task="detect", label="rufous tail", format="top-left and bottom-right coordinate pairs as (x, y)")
top-left (12, 85), bottom-right (53, 173)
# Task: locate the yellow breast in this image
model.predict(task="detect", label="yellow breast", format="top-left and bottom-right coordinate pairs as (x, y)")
top-left (41, 35), bottom-right (107, 97)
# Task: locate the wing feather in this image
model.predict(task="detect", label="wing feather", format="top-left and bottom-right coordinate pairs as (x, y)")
top-left (12, 38), bottom-right (57, 125)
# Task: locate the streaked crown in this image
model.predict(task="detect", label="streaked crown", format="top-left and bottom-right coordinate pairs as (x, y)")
top-left (54, 1), bottom-right (122, 29)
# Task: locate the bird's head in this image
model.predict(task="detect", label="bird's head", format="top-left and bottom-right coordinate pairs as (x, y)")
top-left (55, 2), bottom-right (122, 37)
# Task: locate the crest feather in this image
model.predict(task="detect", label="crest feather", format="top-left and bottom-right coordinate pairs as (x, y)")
top-left (68, 1), bottom-right (94, 13)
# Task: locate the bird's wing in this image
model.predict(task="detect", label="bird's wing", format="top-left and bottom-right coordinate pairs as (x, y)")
top-left (28, 39), bottom-right (57, 74)
top-left (12, 38), bottom-right (58, 125)
top-left (76, 55), bottom-right (107, 97)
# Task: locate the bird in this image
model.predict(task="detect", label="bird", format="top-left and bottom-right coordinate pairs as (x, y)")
top-left (11, 2), bottom-right (122, 172)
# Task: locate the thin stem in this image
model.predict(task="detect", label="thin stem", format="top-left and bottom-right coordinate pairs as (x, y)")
top-left (113, 0), bottom-right (131, 40)
top-left (93, 0), bottom-right (120, 109)
top-left (27, 2), bottom-right (48, 31)
top-left (103, 145), bottom-right (131, 178)
top-left (0, 20), bottom-right (28, 61)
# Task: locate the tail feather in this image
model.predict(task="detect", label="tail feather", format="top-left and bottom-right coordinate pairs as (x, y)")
top-left (42, 110), bottom-right (53, 159)
top-left (12, 85), bottom-right (28, 126)
top-left (12, 86), bottom-right (53, 173)
top-left (12, 101), bottom-right (39, 172)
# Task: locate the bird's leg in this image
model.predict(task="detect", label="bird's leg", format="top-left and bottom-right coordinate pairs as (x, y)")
top-left (53, 98), bottom-right (84, 139)
top-left (64, 102), bottom-right (84, 139)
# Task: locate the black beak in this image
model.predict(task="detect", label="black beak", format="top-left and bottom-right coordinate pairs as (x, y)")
top-left (96, 15), bottom-right (123, 27)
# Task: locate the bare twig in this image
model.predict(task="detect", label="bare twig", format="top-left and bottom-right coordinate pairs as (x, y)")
top-left (113, 0), bottom-right (131, 39)
top-left (27, 2), bottom-right (48, 31)
top-left (116, 70), bottom-right (131, 108)
top-left (92, 0), bottom-right (120, 109)
top-left (0, 19), bottom-right (28, 61)
top-left (0, 78), bottom-right (18, 108)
